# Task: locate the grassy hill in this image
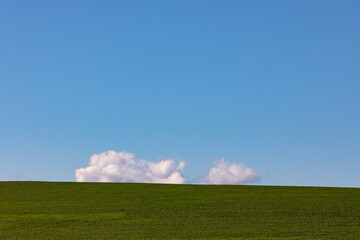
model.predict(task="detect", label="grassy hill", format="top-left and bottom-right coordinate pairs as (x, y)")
top-left (0, 182), bottom-right (359, 239)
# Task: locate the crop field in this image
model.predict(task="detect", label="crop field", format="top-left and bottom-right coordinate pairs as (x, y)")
top-left (0, 182), bottom-right (359, 239)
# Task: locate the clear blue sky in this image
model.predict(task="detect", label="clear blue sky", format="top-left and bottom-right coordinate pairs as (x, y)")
top-left (1, 0), bottom-right (359, 187)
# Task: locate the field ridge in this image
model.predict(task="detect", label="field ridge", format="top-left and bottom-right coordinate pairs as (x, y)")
top-left (1, 181), bottom-right (359, 239)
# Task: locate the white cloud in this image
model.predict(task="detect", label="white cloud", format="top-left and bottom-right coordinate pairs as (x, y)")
top-left (75, 150), bottom-right (186, 184)
top-left (1, 175), bottom-right (23, 181)
top-left (205, 158), bottom-right (261, 184)
top-left (75, 151), bottom-right (262, 185)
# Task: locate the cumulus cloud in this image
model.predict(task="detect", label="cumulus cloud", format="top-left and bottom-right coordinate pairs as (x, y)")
top-left (1, 175), bottom-right (23, 181)
top-left (75, 151), bottom-right (262, 185)
top-left (205, 158), bottom-right (261, 184)
top-left (75, 150), bottom-right (186, 184)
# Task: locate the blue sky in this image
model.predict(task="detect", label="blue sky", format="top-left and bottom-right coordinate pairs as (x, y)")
top-left (1, 0), bottom-right (359, 187)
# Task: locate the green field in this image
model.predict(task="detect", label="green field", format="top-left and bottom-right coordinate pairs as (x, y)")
top-left (1, 182), bottom-right (359, 239)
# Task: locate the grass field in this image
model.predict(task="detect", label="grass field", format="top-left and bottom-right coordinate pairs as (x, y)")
top-left (0, 182), bottom-right (359, 239)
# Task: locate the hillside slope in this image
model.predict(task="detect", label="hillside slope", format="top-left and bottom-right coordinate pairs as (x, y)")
top-left (0, 182), bottom-right (359, 239)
